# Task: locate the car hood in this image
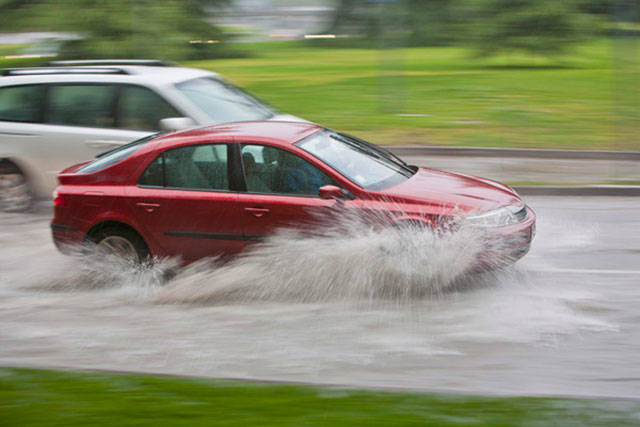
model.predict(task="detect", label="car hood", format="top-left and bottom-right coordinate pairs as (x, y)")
top-left (379, 167), bottom-right (522, 213)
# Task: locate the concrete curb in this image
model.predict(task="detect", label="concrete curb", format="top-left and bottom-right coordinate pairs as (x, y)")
top-left (386, 145), bottom-right (640, 161)
top-left (514, 185), bottom-right (640, 197)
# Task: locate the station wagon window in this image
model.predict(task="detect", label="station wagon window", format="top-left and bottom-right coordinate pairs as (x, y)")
top-left (47, 84), bottom-right (117, 128)
top-left (176, 77), bottom-right (274, 124)
top-left (139, 144), bottom-right (229, 191)
top-left (118, 86), bottom-right (180, 131)
top-left (78, 133), bottom-right (160, 174)
top-left (0, 85), bottom-right (45, 123)
top-left (240, 144), bottom-right (334, 196)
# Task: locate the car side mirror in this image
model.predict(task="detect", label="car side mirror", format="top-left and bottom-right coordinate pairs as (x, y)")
top-left (319, 185), bottom-right (346, 200)
top-left (159, 117), bottom-right (196, 131)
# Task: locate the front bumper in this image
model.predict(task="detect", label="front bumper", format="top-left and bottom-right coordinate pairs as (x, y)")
top-left (475, 206), bottom-right (536, 269)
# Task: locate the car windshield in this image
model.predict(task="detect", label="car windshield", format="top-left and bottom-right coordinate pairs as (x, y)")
top-left (296, 130), bottom-right (415, 191)
top-left (77, 133), bottom-right (160, 174)
top-left (176, 77), bottom-right (275, 124)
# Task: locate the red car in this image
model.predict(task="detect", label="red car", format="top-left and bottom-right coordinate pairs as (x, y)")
top-left (51, 121), bottom-right (535, 265)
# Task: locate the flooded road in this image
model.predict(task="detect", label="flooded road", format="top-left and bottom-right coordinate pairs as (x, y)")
top-left (1, 196), bottom-right (639, 398)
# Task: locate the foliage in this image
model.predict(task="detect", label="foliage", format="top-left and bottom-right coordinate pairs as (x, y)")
top-left (326, 0), bottom-right (462, 48)
top-left (326, 0), bottom-right (597, 56)
top-left (460, 0), bottom-right (596, 57)
top-left (578, 0), bottom-right (640, 21)
top-left (0, 0), bottom-right (235, 61)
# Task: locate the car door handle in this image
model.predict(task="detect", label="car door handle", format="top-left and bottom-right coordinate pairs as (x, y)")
top-left (136, 202), bottom-right (160, 213)
top-left (244, 207), bottom-right (270, 218)
top-left (86, 139), bottom-right (125, 149)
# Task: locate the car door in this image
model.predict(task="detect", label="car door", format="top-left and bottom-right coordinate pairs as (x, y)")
top-left (117, 84), bottom-right (183, 131)
top-left (43, 84), bottom-right (151, 192)
top-left (236, 143), bottom-right (342, 243)
top-left (128, 142), bottom-right (244, 261)
top-left (0, 83), bottom-right (146, 198)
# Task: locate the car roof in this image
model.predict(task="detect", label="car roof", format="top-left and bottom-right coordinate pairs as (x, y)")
top-left (150, 121), bottom-right (324, 148)
top-left (0, 65), bottom-right (217, 86)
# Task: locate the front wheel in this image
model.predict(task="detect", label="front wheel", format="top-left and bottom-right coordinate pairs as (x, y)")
top-left (93, 227), bottom-right (150, 265)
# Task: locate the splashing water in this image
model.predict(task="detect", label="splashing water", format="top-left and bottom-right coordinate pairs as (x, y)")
top-left (3, 198), bottom-right (636, 398)
top-left (153, 205), bottom-right (491, 303)
top-left (24, 206), bottom-right (493, 304)
top-left (157, 222), bottom-right (487, 304)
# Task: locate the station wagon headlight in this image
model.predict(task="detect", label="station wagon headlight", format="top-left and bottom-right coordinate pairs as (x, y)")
top-left (465, 203), bottom-right (526, 227)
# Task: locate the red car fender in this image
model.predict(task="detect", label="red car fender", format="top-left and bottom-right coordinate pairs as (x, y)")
top-left (84, 210), bottom-right (160, 255)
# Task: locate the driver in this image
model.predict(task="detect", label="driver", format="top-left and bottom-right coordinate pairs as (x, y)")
top-left (279, 150), bottom-right (328, 195)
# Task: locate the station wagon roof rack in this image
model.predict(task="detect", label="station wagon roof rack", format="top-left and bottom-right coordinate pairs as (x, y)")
top-left (1, 67), bottom-right (129, 76)
top-left (46, 59), bottom-right (174, 67)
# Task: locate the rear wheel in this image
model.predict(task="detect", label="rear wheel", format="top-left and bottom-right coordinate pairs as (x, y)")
top-left (92, 227), bottom-right (150, 264)
top-left (0, 170), bottom-right (32, 212)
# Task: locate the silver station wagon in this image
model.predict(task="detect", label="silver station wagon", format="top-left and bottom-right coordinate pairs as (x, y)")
top-left (0, 60), bottom-right (301, 211)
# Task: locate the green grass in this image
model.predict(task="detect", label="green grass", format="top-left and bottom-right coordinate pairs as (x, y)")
top-left (0, 44), bottom-right (29, 56)
top-left (2, 38), bottom-right (638, 150)
top-left (2, 367), bottom-right (640, 426)
top-left (184, 38), bottom-right (640, 150)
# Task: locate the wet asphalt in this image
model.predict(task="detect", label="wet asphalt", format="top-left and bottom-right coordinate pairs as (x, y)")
top-left (0, 196), bottom-right (639, 398)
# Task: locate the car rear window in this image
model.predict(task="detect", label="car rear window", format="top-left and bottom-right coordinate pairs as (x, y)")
top-left (77, 133), bottom-right (160, 174)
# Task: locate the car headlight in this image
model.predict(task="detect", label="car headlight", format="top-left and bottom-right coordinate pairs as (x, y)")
top-left (465, 203), bottom-right (526, 227)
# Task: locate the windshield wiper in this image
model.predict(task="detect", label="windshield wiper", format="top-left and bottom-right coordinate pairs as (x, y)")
top-left (331, 133), bottom-right (414, 176)
top-left (340, 132), bottom-right (410, 168)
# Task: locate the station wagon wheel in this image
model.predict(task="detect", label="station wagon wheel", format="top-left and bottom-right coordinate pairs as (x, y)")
top-left (0, 171), bottom-right (32, 213)
top-left (93, 227), bottom-right (150, 265)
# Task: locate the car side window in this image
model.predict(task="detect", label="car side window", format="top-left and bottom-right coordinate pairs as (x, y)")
top-left (240, 144), bottom-right (334, 196)
top-left (139, 144), bottom-right (229, 191)
top-left (138, 154), bottom-right (164, 187)
top-left (47, 84), bottom-right (117, 128)
top-left (118, 86), bottom-right (180, 131)
top-left (0, 85), bottom-right (45, 123)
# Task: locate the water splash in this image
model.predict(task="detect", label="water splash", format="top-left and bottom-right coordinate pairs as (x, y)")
top-left (24, 206), bottom-right (492, 304)
top-left (156, 212), bottom-right (488, 304)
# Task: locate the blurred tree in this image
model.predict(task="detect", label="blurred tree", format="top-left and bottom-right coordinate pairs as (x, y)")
top-left (0, 0), bottom-right (233, 60)
top-left (405, 0), bottom-right (461, 46)
top-left (327, 0), bottom-right (461, 47)
top-left (577, 0), bottom-right (611, 15)
top-left (463, 0), bottom-right (593, 57)
top-left (577, 0), bottom-right (640, 20)
top-left (327, 0), bottom-right (596, 56)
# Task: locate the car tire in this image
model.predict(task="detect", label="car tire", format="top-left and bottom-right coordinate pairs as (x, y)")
top-left (0, 170), bottom-right (32, 213)
top-left (92, 226), bottom-right (151, 265)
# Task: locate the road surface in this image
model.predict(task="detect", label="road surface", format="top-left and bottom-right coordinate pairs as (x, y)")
top-left (1, 196), bottom-right (639, 398)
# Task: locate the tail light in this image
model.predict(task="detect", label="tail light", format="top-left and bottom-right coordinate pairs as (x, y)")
top-left (53, 190), bottom-right (66, 207)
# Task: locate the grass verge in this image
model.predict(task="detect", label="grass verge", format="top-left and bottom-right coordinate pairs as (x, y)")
top-left (2, 367), bottom-right (640, 426)
top-left (184, 38), bottom-right (639, 150)
top-left (1, 38), bottom-right (638, 150)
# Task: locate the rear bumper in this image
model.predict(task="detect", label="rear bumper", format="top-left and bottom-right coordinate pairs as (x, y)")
top-left (51, 222), bottom-right (84, 253)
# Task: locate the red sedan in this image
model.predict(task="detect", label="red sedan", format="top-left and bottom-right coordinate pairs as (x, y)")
top-left (51, 121), bottom-right (535, 265)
